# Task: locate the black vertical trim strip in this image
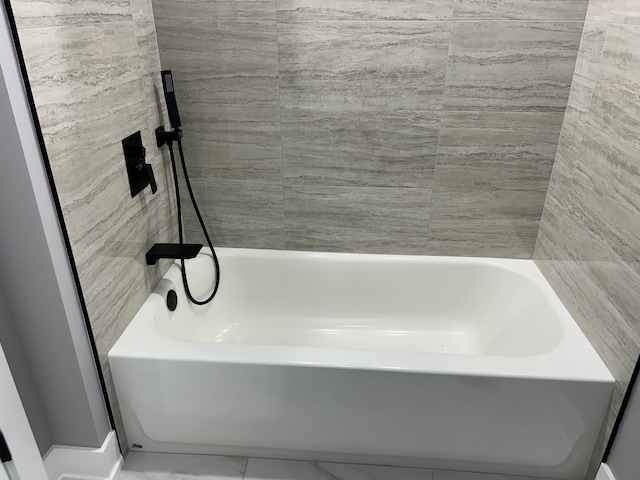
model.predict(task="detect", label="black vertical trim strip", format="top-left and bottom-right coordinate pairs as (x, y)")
top-left (2, 0), bottom-right (117, 437)
top-left (0, 431), bottom-right (12, 463)
top-left (603, 354), bottom-right (640, 462)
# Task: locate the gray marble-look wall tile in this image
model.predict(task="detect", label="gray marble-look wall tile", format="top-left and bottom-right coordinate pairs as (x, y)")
top-left (548, 116), bottom-right (640, 334)
top-left (534, 244), bottom-right (640, 395)
top-left (244, 458), bottom-right (433, 480)
top-left (153, 0), bottom-right (275, 21)
top-left (587, 0), bottom-right (640, 24)
top-left (163, 73), bottom-right (280, 110)
top-left (131, 0), bottom-right (162, 77)
top-left (17, 23), bottom-right (141, 159)
top-left (74, 169), bottom-right (175, 353)
top-left (276, 0), bottom-right (454, 21)
top-left (278, 21), bottom-right (450, 111)
top-left (179, 104), bottom-right (282, 183)
top-left (17, 22), bottom-right (147, 245)
top-left (453, 0), bottom-right (589, 21)
top-left (155, 17), bottom-right (281, 185)
top-left (155, 19), bottom-right (279, 106)
top-left (11, 0), bottom-right (132, 27)
top-left (428, 111), bottom-right (562, 259)
top-left (284, 185), bottom-right (430, 254)
top-left (573, 23), bottom-right (640, 153)
top-left (130, 0), bottom-right (175, 203)
top-left (156, 19), bottom-right (277, 78)
top-left (565, 23), bottom-right (606, 119)
top-left (444, 21), bottom-right (583, 112)
top-left (534, 114), bottom-right (640, 390)
top-left (427, 188), bottom-right (543, 258)
top-left (282, 109), bottom-right (439, 188)
top-left (184, 180), bottom-right (285, 249)
top-left (436, 111), bottom-right (563, 191)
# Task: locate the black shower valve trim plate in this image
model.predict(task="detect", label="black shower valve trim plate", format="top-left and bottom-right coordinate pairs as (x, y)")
top-left (123, 131), bottom-right (157, 197)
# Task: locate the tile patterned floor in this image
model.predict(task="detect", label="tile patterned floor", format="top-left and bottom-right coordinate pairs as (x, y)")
top-left (117, 453), bottom-right (554, 480)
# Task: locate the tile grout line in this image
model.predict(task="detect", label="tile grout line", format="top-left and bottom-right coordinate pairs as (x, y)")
top-left (241, 456), bottom-right (251, 480)
top-left (426, 17), bottom-right (455, 249)
top-left (274, 5), bottom-right (288, 251)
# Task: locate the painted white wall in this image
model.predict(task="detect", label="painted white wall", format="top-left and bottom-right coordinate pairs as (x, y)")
top-left (0, 284), bottom-right (52, 454)
top-left (0, 1), bottom-right (111, 450)
top-left (0, 341), bottom-right (48, 480)
top-left (607, 379), bottom-right (640, 480)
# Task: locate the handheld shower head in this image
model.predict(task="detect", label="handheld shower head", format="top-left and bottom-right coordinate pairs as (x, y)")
top-left (161, 70), bottom-right (182, 129)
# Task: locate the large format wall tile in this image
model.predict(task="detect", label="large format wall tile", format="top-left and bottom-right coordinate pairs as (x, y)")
top-left (11, 0), bottom-right (132, 27)
top-left (184, 180), bottom-right (285, 249)
top-left (156, 20), bottom-right (278, 85)
top-left (131, 0), bottom-right (162, 77)
top-left (565, 23), bottom-right (606, 119)
top-left (428, 188), bottom-right (544, 258)
top-left (180, 104), bottom-right (282, 183)
top-left (151, 0), bottom-right (584, 258)
top-left (276, 0), bottom-right (454, 21)
top-left (436, 111), bottom-right (563, 190)
top-left (536, 202), bottom-right (640, 392)
top-left (284, 186), bottom-right (430, 254)
top-left (18, 23), bottom-right (141, 158)
top-left (453, 0), bottom-right (589, 20)
top-left (428, 111), bottom-right (563, 257)
top-left (587, 0), bottom-right (640, 24)
top-left (537, 115), bottom-right (640, 389)
top-left (157, 19), bottom-right (280, 184)
top-left (573, 23), bottom-right (640, 153)
top-left (444, 21), bottom-right (583, 111)
top-left (154, 0), bottom-right (275, 21)
top-left (278, 21), bottom-right (451, 111)
top-left (281, 109), bottom-right (439, 187)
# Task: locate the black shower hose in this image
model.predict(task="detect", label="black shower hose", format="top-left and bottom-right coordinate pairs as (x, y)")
top-left (167, 135), bottom-right (220, 305)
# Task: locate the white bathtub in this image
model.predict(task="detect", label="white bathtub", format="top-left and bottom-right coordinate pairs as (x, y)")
top-left (109, 248), bottom-right (613, 480)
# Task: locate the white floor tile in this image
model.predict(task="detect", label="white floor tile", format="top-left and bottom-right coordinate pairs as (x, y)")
top-left (118, 452), bottom-right (247, 479)
top-left (432, 469), bottom-right (550, 480)
top-left (243, 458), bottom-right (433, 480)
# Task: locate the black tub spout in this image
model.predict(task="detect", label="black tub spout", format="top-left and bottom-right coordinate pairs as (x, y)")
top-left (146, 243), bottom-right (203, 265)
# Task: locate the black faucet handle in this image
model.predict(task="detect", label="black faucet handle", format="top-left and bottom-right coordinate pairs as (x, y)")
top-left (145, 164), bottom-right (157, 194)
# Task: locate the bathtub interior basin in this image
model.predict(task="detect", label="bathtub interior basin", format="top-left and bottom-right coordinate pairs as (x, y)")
top-left (156, 249), bottom-right (564, 357)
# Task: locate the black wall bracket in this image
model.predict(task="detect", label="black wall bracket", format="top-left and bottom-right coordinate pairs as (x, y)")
top-left (123, 131), bottom-right (157, 197)
top-left (155, 125), bottom-right (183, 147)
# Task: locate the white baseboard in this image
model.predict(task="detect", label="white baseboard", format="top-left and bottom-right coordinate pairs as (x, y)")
top-left (596, 464), bottom-right (616, 480)
top-left (44, 430), bottom-right (123, 480)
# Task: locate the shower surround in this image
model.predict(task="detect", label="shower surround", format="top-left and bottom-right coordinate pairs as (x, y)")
top-left (8, 0), bottom-right (603, 466)
top-left (153, 0), bottom-right (588, 257)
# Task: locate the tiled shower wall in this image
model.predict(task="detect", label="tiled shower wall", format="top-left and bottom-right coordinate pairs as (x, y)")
top-left (11, 0), bottom-right (177, 450)
top-left (153, 0), bottom-right (588, 258)
top-left (534, 0), bottom-right (640, 476)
